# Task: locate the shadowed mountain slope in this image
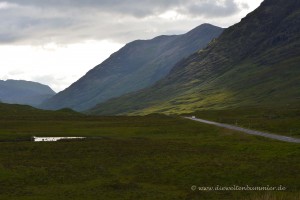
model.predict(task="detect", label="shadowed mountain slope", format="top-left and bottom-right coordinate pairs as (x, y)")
top-left (41, 24), bottom-right (223, 111)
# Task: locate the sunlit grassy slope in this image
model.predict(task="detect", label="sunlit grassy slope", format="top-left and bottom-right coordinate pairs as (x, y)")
top-left (127, 57), bottom-right (300, 115)
top-left (0, 103), bottom-right (299, 199)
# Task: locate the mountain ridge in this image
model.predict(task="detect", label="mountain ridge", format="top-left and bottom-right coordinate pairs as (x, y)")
top-left (89, 0), bottom-right (300, 115)
top-left (0, 79), bottom-right (56, 107)
top-left (41, 23), bottom-right (223, 111)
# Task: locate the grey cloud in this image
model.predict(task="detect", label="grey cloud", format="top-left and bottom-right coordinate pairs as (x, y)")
top-left (8, 70), bottom-right (24, 76)
top-left (0, 0), bottom-right (242, 44)
top-left (2, 0), bottom-right (240, 18)
top-left (240, 3), bottom-right (249, 9)
top-left (183, 0), bottom-right (239, 17)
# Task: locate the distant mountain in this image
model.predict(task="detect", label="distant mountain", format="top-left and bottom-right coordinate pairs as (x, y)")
top-left (0, 80), bottom-right (56, 107)
top-left (90, 0), bottom-right (300, 115)
top-left (41, 24), bottom-right (223, 111)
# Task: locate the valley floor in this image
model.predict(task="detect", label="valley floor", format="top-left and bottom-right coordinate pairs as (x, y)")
top-left (0, 111), bottom-right (299, 199)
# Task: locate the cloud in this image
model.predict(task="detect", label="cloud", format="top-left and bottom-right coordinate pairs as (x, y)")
top-left (7, 69), bottom-right (24, 76)
top-left (31, 74), bottom-right (69, 92)
top-left (1, 0), bottom-right (239, 17)
top-left (0, 0), bottom-right (244, 44)
top-left (0, 2), bottom-right (18, 10)
top-left (0, 40), bottom-right (124, 92)
top-left (183, 0), bottom-right (239, 17)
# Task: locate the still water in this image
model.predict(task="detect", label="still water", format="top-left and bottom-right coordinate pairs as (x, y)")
top-left (32, 136), bottom-right (85, 142)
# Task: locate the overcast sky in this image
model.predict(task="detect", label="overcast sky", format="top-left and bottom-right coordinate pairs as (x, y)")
top-left (0, 0), bottom-right (263, 92)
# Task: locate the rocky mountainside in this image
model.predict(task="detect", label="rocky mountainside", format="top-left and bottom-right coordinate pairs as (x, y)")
top-left (0, 80), bottom-right (56, 107)
top-left (90, 0), bottom-right (300, 115)
top-left (41, 24), bottom-right (223, 111)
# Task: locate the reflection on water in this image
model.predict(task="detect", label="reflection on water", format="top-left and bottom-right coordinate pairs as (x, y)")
top-left (32, 136), bottom-right (85, 142)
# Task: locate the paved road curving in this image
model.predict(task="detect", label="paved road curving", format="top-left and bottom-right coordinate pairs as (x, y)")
top-left (185, 117), bottom-right (300, 144)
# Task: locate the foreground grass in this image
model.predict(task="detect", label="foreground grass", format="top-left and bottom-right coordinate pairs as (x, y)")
top-left (0, 104), bottom-right (299, 199)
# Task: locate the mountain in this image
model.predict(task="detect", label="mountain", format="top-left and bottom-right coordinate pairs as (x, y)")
top-left (0, 80), bottom-right (56, 107)
top-left (41, 24), bottom-right (223, 111)
top-left (89, 0), bottom-right (300, 115)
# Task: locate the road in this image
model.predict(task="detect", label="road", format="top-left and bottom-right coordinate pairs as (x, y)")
top-left (185, 117), bottom-right (300, 144)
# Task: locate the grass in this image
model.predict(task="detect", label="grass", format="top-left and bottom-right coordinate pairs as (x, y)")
top-left (191, 107), bottom-right (300, 138)
top-left (0, 103), bottom-right (299, 199)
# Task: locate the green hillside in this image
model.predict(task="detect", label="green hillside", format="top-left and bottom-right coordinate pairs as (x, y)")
top-left (41, 24), bottom-right (223, 111)
top-left (89, 0), bottom-right (300, 115)
top-left (0, 103), bottom-right (81, 121)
